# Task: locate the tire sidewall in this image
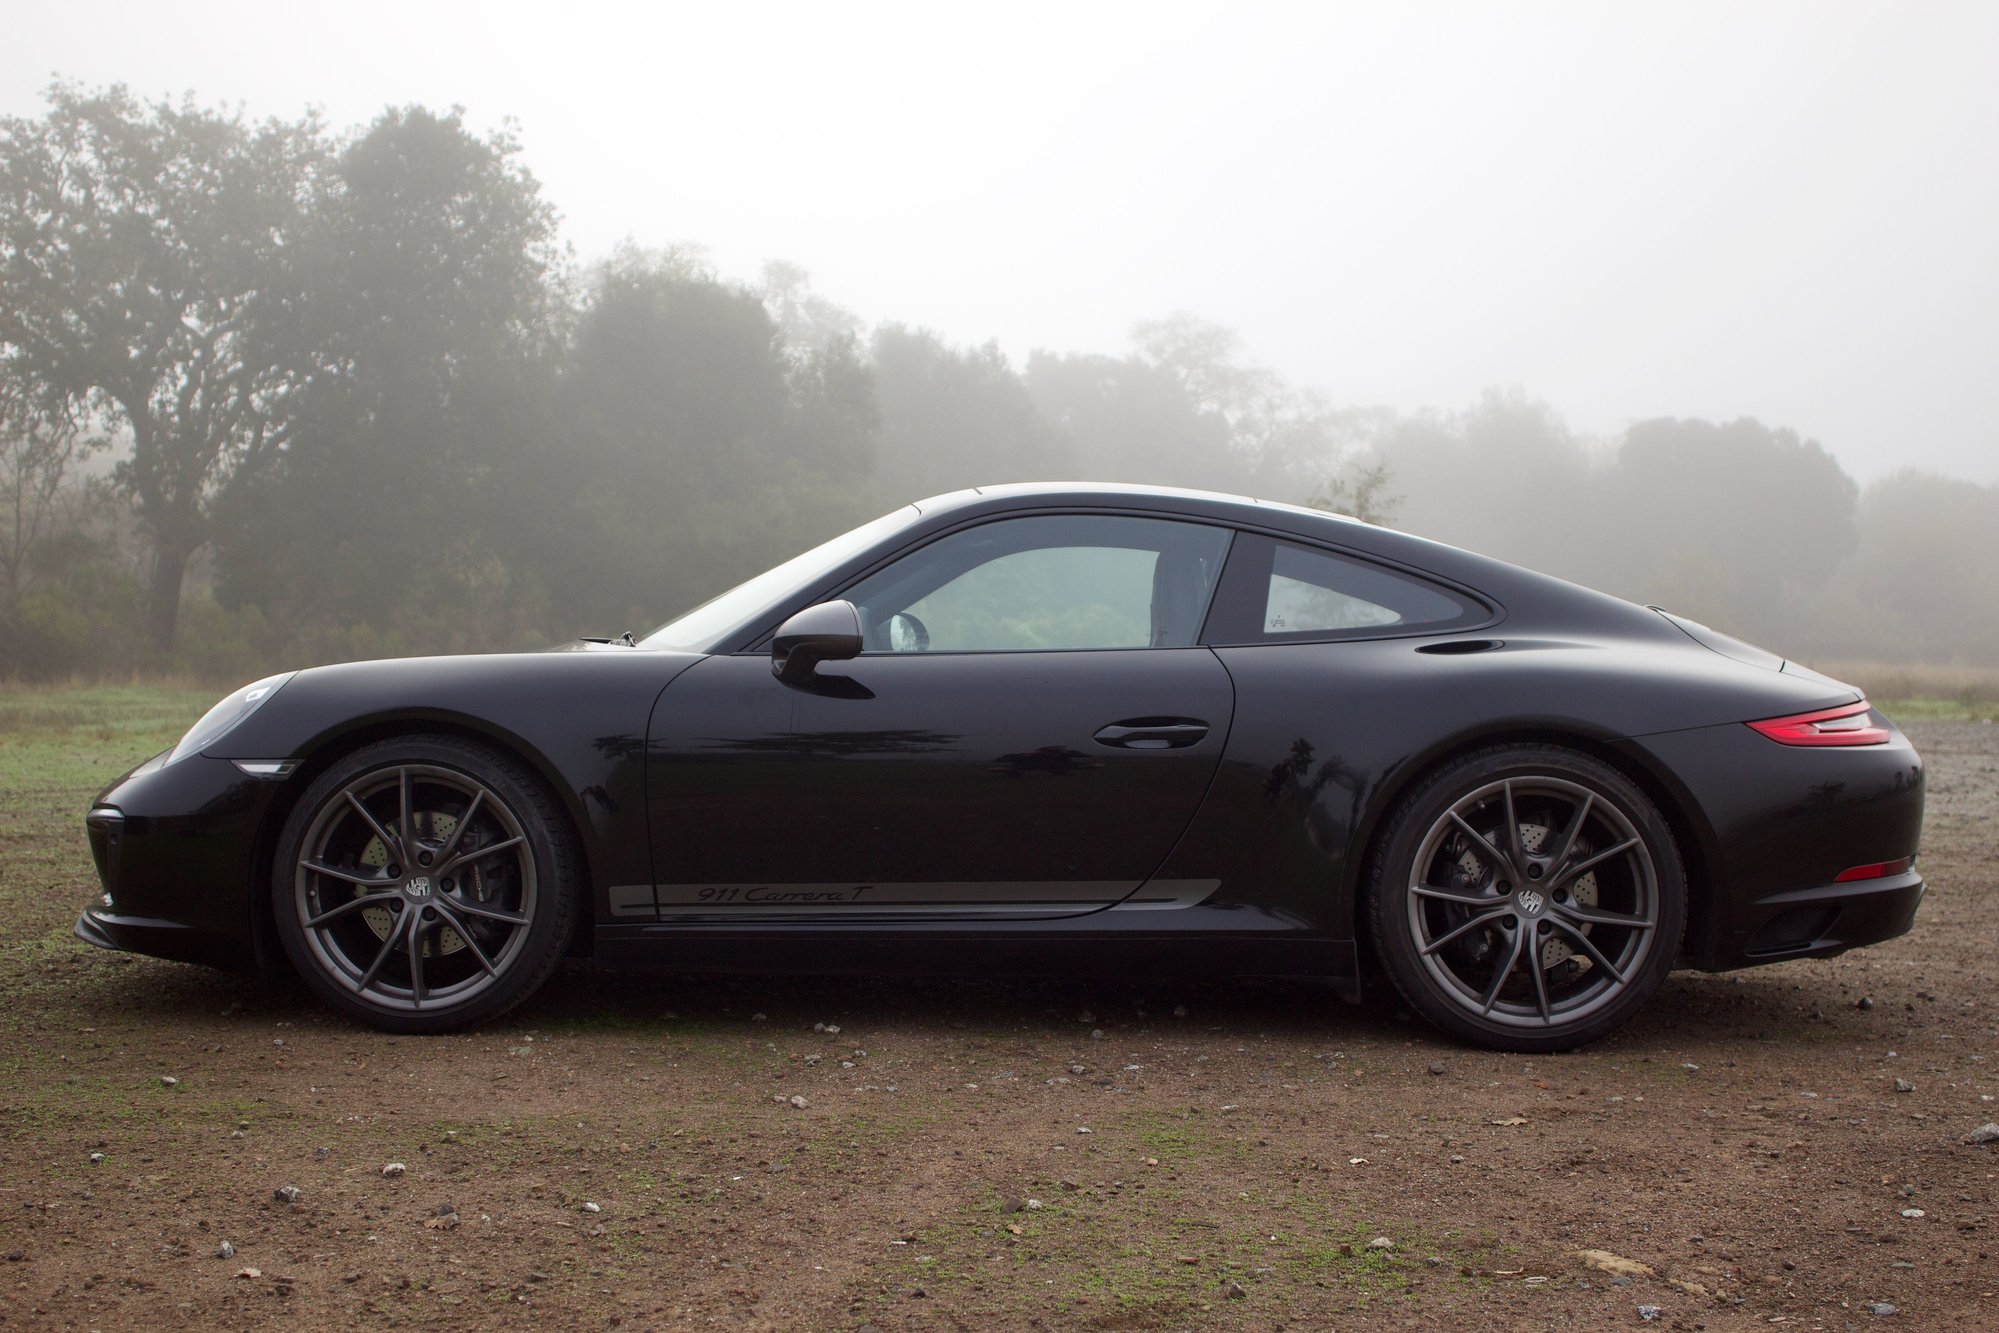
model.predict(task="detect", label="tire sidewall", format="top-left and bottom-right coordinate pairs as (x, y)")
top-left (1368, 744), bottom-right (1687, 1052)
top-left (272, 735), bottom-right (577, 1033)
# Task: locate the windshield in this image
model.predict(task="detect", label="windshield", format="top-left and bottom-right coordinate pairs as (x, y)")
top-left (637, 505), bottom-right (922, 651)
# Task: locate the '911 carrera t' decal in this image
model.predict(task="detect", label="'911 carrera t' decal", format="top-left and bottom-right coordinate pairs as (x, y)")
top-left (615, 879), bottom-right (1221, 918)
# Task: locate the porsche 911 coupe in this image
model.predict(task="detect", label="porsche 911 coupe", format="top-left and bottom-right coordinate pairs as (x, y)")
top-left (77, 483), bottom-right (1925, 1050)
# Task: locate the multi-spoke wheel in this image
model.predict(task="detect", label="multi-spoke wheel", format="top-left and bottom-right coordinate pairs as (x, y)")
top-left (1367, 744), bottom-right (1686, 1051)
top-left (272, 736), bottom-right (579, 1032)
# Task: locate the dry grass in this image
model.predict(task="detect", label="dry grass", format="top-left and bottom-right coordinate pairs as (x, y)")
top-left (1803, 660), bottom-right (1999, 712)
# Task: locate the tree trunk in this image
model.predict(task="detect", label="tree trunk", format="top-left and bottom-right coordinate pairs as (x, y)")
top-left (145, 536), bottom-right (192, 653)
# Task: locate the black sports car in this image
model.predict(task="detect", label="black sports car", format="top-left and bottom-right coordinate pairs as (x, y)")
top-left (77, 484), bottom-right (1924, 1050)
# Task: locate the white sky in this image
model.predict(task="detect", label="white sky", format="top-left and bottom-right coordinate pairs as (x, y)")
top-left (6, 1), bottom-right (1996, 483)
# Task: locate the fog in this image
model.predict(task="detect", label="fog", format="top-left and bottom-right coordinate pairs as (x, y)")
top-left (2, 2), bottom-right (1996, 678)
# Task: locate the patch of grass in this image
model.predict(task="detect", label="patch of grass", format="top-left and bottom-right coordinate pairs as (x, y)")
top-left (1871, 696), bottom-right (1994, 722)
top-left (1803, 660), bottom-right (1999, 719)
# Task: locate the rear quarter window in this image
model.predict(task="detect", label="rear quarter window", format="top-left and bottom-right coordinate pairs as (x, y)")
top-left (1203, 534), bottom-right (1490, 643)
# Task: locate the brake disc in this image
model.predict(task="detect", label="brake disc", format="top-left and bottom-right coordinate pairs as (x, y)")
top-left (1455, 821), bottom-right (1597, 970)
top-left (358, 812), bottom-right (471, 957)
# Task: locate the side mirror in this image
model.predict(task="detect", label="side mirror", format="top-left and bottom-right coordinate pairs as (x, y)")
top-left (772, 600), bottom-right (863, 685)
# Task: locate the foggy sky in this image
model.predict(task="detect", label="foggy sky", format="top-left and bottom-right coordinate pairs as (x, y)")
top-left (5, 0), bottom-right (1994, 484)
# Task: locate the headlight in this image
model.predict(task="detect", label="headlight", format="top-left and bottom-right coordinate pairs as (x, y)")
top-left (166, 672), bottom-right (296, 765)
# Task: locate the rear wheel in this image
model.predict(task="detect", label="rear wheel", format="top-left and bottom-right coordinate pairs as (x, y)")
top-left (272, 736), bottom-right (579, 1033)
top-left (1366, 744), bottom-right (1685, 1051)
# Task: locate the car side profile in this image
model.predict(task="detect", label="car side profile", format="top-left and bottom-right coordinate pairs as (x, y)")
top-left (77, 483), bottom-right (1925, 1050)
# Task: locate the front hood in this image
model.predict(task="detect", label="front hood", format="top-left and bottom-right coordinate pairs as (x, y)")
top-left (208, 648), bottom-right (707, 762)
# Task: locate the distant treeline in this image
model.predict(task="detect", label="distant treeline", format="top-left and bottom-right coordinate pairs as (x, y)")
top-left (2, 85), bottom-right (1993, 680)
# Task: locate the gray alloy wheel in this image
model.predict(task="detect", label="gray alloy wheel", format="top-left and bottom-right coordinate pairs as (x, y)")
top-left (1367, 744), bottom-right (1686, 1052)
top-left (272, 736), bottom-right (578, 1033)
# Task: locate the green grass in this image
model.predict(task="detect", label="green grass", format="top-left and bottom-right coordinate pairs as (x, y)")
top-left (1872, 696), bottom-right (1996, 722)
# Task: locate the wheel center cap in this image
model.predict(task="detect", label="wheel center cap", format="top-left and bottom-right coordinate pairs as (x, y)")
top-left (1516, 888), bottom-right (1545, 916)
top-left (403, 875), bottom-right (434, 899)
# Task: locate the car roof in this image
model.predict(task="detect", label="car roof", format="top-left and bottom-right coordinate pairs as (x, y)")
top-left (906, 481), bottom-right (1664, 637)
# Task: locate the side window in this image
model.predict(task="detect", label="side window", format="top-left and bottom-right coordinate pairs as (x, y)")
top-left (1206, 535), bottom-right (1485, 643)
top-left (841, 515), bottom-right (1232, 652)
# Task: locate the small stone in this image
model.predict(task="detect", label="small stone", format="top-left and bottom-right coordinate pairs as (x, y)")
top-left (1900, 1208), bottom-right (1925, 1218)
top-left (580, 1201), bottom-right (602, 1214)
top-left (1428, 1062), bottom-right (1447, 1075)
top-left (160, 1075), bottom-right (179, 1087)
top-left (1025, 1198), bottom-right (1044, 1210)
top-left (1637, 1306), bottom-right (1661, 1322)
top-left (1077, 1010), bottom-right (1095, 1024)
top-left (234, 1267), bottom-right (262, 1280)
top-left (1077, 1126), bottom-right (1092, 1134)
top-left (1090, 1029), bottom-right (1105, 1040)
top-left (216, 1241), bottom-right (235, 1260)
top-left (751, 1012), bottom-right (767, 1022)
top-left (1449, 1154), bottom-right (1465, 1164)
top-left (432, 1202), bottom-right (456, 1217)
top-left (789, 1095), bottom-right (809, 1109)
top-left (1894, 1078), bottom-right (1916, 1094)
top-left (272, 1185), bottom-right (301, 1204)
top-left (1857, 996), bottom-right (1875, 1010)
top-left (1069, 1064), bottom-right (1086, 1075)
top-left (88, 1152), bottom-right (104, 1164)
top-left (1172, 1004), bottom-right (1189, 1018)
top-left (1869, 1303), bottom-right (1899, 1316)
top-left (1224, 1280), bottom-right (1246, 1299)
top-left (381, 1162), bottom-right (406, 1178)
top-left (1961, 1123), bottom-right (1999, 1144)
top-left (1683, 1063), bottom-right (1700, 1072)
top-left (1367, 1236), bottom-right (1394, 1250)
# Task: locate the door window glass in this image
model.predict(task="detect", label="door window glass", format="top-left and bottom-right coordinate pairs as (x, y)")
top-left (842, 515), bottom-right (1231, 652)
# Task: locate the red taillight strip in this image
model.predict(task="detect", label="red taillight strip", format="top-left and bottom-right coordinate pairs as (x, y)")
top-left (1746, 699), bottom-right (1891, 747)
top-left (1834, 857), bottom-right (1914, 883)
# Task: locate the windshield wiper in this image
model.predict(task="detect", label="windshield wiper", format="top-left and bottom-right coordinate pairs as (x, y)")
top-left (577, 630), bottom-right (638, 647)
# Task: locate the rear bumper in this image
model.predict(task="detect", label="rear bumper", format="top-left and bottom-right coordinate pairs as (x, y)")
top-left (1615, 717), bottom-right (1925, 972)
top-left (1714, 868), bottom-right (1924, 968)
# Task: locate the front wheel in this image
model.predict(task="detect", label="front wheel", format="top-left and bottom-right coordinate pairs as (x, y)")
top-left (1366, 744), bottom-right (1686, 1052)
top-left (272, 735), bottom-right (579, 1033)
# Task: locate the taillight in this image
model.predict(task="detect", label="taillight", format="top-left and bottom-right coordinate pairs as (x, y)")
top-left (1746, 700), bottom-right (1891, 747)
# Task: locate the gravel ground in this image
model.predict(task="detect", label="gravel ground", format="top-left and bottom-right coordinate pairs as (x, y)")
top-left (1, 720), bottom-right (1994, 1331)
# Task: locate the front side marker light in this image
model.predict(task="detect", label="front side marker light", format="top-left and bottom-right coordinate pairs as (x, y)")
top-left (1746, 700), bottom-right (1890, 747)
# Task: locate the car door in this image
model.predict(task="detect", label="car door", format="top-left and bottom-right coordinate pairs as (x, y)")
top-left (641, 513), bottom-right (1237, 921)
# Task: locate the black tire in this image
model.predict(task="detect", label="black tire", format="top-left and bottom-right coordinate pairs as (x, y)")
top-left (1365, 743), bottom-right (1686, 1052)
top-left (272, 735), bottom-right (579, 1033)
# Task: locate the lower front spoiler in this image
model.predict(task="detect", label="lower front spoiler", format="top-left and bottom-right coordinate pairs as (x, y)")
top-left (1704, 870), bottom-right (1924, 970)
top-left (74, 907), bottom-right (252, 972)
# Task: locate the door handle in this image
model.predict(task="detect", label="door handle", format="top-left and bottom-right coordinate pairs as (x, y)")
top-left (1093, 719), bottom-right (1210, 750)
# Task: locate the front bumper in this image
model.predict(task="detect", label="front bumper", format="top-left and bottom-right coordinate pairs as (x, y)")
top-left (79, 750), bottom-right (285, 974)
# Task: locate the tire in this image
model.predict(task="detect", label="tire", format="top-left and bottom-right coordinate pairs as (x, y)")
top-left (271, 735), bottom-right (580, 1033)
top-left (1365, 743), bottom-right (1686, 1052)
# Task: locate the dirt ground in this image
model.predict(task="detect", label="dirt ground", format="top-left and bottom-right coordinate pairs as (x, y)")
top-left (1, 717), bottom-right (1994, 1331)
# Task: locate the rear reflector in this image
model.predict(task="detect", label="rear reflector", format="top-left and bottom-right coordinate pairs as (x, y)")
top-left (1834, 857), bottom-right (1914, 883)
top-left (1746, 700), bottom-right (1891, 746)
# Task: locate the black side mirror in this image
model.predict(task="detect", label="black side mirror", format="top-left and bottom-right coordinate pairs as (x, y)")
top-left (772, 600), bottom-right (863, 685)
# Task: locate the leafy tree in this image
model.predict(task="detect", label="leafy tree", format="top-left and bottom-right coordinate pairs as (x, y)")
top-left (1604, 417), bottom-right (1856, 639)
top-left (212, 105), bottom-right (564, 648)
top-left (865, 326), bottom-right (1071, 501)
top-left (1022, 349), bottom-right (1243, 491)
top-left (547, 249), bottom-right (878, 631)
top-left (0, 84), bottom-right (326, 649)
